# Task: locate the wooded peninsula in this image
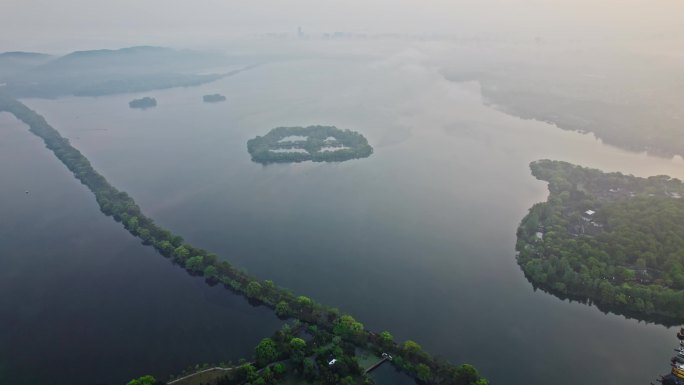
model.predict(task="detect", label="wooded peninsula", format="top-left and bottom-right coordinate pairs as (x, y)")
top-left (0, 94), bottom-right (486, 385)
top-left (517, 160), bottom-right (684, 323)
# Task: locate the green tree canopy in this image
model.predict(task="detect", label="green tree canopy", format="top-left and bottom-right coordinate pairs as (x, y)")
top-left (203, 265), bottom-right (218, 279)
top-left (416, 363), bottom-right (431, 382)
top-left (172, 245), bottom-right (190, 262)
top-left (126, 375), bottom-right (157, 385)
top-left (157, 240), bottom-right (174, 255)
top-left (239, 363), bottom-right (257, 381)
top-left (456, 364), bottom-right (480, 384)
top-left (255, 338), bottom-right (279, 366)
top-left (272, 363), bottom-right (286, 376)
top-left (333, 315), bottom-right (364, 337)
top-left (255, 338), bottom-right (278, 366)
top-left (403, 340), bottom-right (422, 353)
top-left (290, 337), bottom-right (306, 353)
top-left (380, 331), bottom-right (394, 344)
top-left (275, 301), bottom-right (290, 317)
top-left (247, 281), bottom-right (263, 298)
top-left (185, 255), bottom-right (204, 272)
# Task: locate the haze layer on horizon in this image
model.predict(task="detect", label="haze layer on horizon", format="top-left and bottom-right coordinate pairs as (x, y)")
top-left (2, 0), bottom-right (684, 52)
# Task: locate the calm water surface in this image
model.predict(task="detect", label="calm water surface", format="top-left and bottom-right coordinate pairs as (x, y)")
top-left (9, 55), bottom-right (684, 385)
top-left (0, 113), bottom-right (281, 385)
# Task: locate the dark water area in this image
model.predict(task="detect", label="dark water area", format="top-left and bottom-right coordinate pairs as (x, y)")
top-left (370, 363), bottom-right (415, 385)
top-left (6, 54), bottom-right (684, 385)
top-left (0, 113), bottom-right (281, 385)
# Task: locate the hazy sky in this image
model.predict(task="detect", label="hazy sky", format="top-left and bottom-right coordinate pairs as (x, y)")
top-left (2, 0), bottom-right (684, 52)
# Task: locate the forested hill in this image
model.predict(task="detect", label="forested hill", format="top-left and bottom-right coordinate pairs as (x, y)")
top-left (0, 51), bottom-right (53, 82)
top-left (0, 46), bottom-right (239, 98)
top-left (517, 160), bottom-right (684, 324)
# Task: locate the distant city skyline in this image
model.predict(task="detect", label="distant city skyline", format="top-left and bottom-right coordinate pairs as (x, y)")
top-left (2, 0), bottom-right (684, 52)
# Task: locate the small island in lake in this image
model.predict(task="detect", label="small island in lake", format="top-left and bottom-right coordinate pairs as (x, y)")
top-left (203, 93), bottom-right (226, 103)
top-left (129, 97), bottom-right (157, 109)
top-left (247, 125), bottom-right (373, 164)
top-left (517, 159), bottom-right (684, 323)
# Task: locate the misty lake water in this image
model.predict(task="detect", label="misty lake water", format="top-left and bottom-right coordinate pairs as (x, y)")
top-left (4, 54), bottom-right (684, 385)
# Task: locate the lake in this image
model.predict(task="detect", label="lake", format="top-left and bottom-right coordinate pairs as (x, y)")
top-left (6, 51), bottom-right (684, 385)
top-left (0, 113), bottom-right (282, 385)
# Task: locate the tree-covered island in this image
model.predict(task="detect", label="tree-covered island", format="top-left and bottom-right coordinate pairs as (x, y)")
top-left (0, 94), bottom-right (486, 385)
top-left (247, 126), bottom-right (373, 164)
top-left (517, 159), bottom-right (684, 323)
top-left (129, 97), bottom-right (157, 109)
top-left (203, 93), bottom-right (226, 103)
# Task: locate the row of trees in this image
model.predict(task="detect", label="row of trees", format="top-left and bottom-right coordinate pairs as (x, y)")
top-left (1, 95), bottom-right (486, 385)
top-left (517, 160), bottom-right (684, 323)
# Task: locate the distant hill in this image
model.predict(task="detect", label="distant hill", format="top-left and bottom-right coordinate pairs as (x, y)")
top-left (1, 46), bottom-right (244, 98)
top-left (0, 51), bottom-right (51, 59)
top-left (0, 52), bottom-right (53, 82)
top-left (442, 49), bottom-right (684, 159)
top-left (30, 46), bottom-right (225, 74)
